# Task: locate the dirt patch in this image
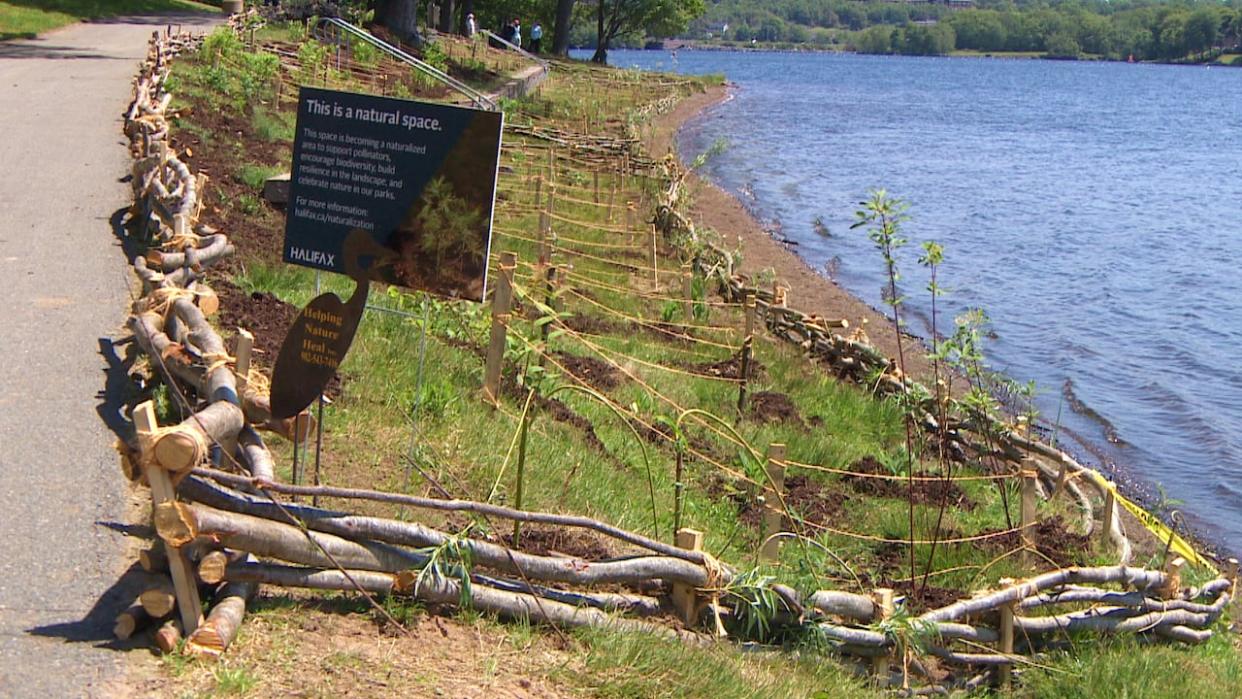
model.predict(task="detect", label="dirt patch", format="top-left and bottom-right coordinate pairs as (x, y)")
top-left (500, 525), bottom-right (614, 561)
top-left (979, 515), bottom-right (1093, 568)
top-left (553, 351), bottom-right (623, 391)
top-left (748, 391), bottom-right (804, 427)
top-left (737, 474), bottom-right (848, 529)
top-left (500, 374), bottom-right (618, 464)
top-left (129, 590), bottom-right (577, 699)
top-left (842, 456), bottom-right (975, 511)
top-left (677, 353), bottom-right (766, 381)
top-left (213, 276), bottom-right (296, 364)
top-left (562, 312), bottom-right (623, 335)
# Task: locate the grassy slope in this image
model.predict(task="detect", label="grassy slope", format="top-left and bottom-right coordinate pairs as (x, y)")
top-left (141, 25), bottom-right (1241, 698)
top-left (0, 0), bottom-right (212, 40)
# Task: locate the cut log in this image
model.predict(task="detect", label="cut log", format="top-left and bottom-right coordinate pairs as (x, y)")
top-left (155, 501), bottom-right (427, 572)
top-left (152, 401), bottom-right (245, 473)
top-left (114, 597), bottom-right (156, 640)
top-left (197, 550), bottom-right (231, 585)
top-left (140, 581), bottom-right (178, 618)
top-left (139, 546), bottom-right (168, 573)
top-left (154, 619), bottom-right (182, 655)
top-left (185, 580), bottom-right (257, 658)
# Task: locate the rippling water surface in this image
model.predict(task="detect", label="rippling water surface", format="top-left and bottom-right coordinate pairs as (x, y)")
top-left (580, 49), bottom-right (1242, 549)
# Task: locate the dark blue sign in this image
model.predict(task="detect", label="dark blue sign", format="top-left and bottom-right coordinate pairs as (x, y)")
top-left (283, 87), bottom-right (503, 302)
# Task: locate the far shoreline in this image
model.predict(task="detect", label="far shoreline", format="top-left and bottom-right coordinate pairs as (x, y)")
top-left (641, 80), bottom-right (1230, 562)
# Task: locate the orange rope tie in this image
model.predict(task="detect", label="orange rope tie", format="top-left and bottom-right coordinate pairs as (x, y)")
top-left (564, 288), bottom-right (740, 344)
top-left (563, 269), bottom-right (747, 308)
top-left (560, 331), bottom-right (744, 385)
top-left (502, 325), bottom-right (757, 488)
top-left (783, 459), bottom-right (1019, 484)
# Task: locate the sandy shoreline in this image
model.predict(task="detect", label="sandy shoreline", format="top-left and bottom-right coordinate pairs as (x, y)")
top-left (644, 83), bottom-right (1225, 561)
top-left (647, 84), bottom-right (940, 386)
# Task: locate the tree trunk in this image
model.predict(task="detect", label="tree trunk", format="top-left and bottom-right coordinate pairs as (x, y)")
top-left (437, 0), bottom-right (454, 34)
top-left (552, 0), bottom-right (575, 55)
top-left (375, 0), bottom-right (421, 46)
top-left (592, 1), bottom-right (607, 63)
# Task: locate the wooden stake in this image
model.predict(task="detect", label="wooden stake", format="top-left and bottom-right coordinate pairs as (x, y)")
top-left (737, 337), bottom-right (754, 414)
top-left (593, 170), bottom-right (600, 204)
top-left (671, 528), bottom-right (704, 626)
top-left (759, 443), bottom-right (786, 563)
top-left (998, 588), bottom-right (1015, 689)
top-left (650, 224), bottom-right (659, 288)
top-left (234, 329), bottom-right (253, 395)
top-left (135, 401), bottom-right (202, 634)
top-left (607, 178), bottom-right (616, 223)
top-left (482, 252), bottom-right (517, 404)
top-left (1051, 461), bottom-right (1069, 501)
top-left (871, 588), bottom-right (895, 686)
top-left (1161, 557), bottom-right (1185, 599)
top-left (1101, 482), bottom-right (1117, 549)
top-left (1020, 468), bottom-right (1038, 567)
top-left (744, 291), bottom-right (756, 339)
top-left (681, 264), bottom-right (693, 321)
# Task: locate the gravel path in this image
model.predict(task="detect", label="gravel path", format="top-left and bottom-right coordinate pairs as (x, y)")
top-left (0, 14), bottom-right (216, 697)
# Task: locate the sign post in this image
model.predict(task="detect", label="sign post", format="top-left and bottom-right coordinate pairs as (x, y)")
top-left (271, 87), bottom-right (503, 420)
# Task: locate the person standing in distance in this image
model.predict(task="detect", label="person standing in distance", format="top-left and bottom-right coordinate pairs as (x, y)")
top-left (529, 22), bottom-right (543, 53)
top-left (512, 18), bottom-right (522, 50)
top-left (465, 12), bottom-right (476, 38)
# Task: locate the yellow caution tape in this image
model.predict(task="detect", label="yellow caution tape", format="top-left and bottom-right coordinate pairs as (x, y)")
top-left (1086, 471), bottom-right (1216, 572)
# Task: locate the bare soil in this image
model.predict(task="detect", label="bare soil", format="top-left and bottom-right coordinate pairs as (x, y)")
top-left (748, 390), bottom-right (819, 428)
top-left (737, 474), bottom-right (849, 529)
top-left (842, 456), bottom-right (976, 511)
top-left (677, 353), bottom-right (766, 381)
top-left (553, 350), bottom-right (624, 391)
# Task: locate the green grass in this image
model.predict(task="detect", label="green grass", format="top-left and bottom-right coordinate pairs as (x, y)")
top-left (1018, 631), bottom-right (1242, 698)
top-left (563, 627), bottom-right (879, 698)
top-left (0, 0), bottom-right (213, 40)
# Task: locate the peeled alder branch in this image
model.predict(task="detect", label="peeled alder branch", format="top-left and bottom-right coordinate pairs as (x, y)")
top-left (189, 468), bottom-right (712, 565)
top-left (178, 477), bottom-right (725, 588)
top-left (155, 501), bottom-right (427, 573)
top-left (148, 234), bottom-right (233, 271)
top-left (918, 566), bottom-right (1169, 625)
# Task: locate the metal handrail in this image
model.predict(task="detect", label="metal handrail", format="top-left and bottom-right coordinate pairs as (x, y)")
top-left (315, 17), bottom-right (496, 111)
top-left (478, 29), bottom-right (551, 70)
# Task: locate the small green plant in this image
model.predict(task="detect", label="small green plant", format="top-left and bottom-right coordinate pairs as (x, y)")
top-left (212, 665), bottom-right (259, 695)
top-left (413, 528), bottom-right (477, 609)
top-left (721, 568), bottom-right (783, 640)
top-left (351, 38), bottom-right (380, 67)
top-left (689, 137), bottom-right (729, 171)
top-left (296, 39), bottom-right (330, 86)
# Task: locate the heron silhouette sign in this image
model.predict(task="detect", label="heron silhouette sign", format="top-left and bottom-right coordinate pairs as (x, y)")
top-left (270, 88), bottom-right (503, 419)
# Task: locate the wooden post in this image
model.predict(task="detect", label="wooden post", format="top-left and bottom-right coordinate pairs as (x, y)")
top-left (234, 329), bottom-right (253, 395)
top-left (759, 443), bottom-right (786, 563)
top-left (650, 223), bottom-right (659, 288)
top-left (673, 450), bottom-right (685, 534)
top-left (134, 401), bottom-right (202, 634)
top-left (744, 291), bottom-right (757, 339)
top-left (737, 337), bottom-right (753, 414)
top-left (593, 170), bottom-right (600, 204)
top-left (1020, 468), bottom-right (1038, 566)
top-left (682, 264), bottom-right (693, 321)
top-left (998, 587), bottom-right (1015, 689)
top-left (671, 528), bottom-right (703, 626)
top-left (607, 178), bottom-right (617, 223)
top-left (625, 204), bottom-right (634, 248)
top-left (1161, 557), bottom-right (1185, 599)
top-left (482, 252), bottom-right (517, 404)
top-left (547, 147), bottom-right (555, 183)
top-left (1050, 461), bottom-right (1069, 501)
top-left (533, 175), bottom-right (542, 214)
top-left (871, 588), bottom-right (895, 686)
top-left (1101, 481), bottom-right (1117, 549)
top-left (1225, 558), bottom-right (1239, 613)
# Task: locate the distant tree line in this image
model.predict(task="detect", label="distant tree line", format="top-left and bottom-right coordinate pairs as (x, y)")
top-left (688, 0), bottom-right (1242, 60)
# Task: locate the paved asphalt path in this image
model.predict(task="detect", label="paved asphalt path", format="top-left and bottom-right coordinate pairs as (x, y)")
top-left (0, 13), bottom-right (217, 697)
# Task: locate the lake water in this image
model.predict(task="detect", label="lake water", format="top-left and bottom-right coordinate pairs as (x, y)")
top-left (577, 49), bottom-right (1242, 553)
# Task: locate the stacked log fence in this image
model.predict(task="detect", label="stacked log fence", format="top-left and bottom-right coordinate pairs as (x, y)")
top-left (106, 24), bottom-right (1237, 693)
